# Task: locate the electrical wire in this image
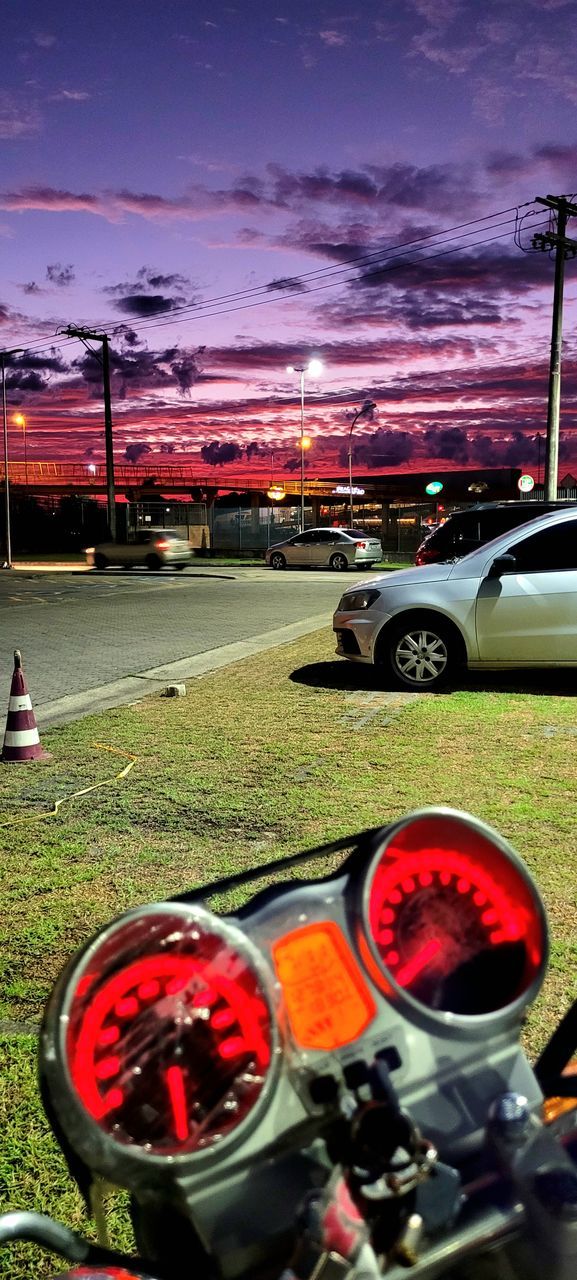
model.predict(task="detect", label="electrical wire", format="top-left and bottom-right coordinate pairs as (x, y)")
top-left (3, 200), bottom-right (546, 358)
top-left (8, 215), bottom-right (550, 370)
top-left (106, 211), bottom-right (533, 333)
top-left (111, 221), bottom-right (551, 335)
top-left (0, 744), bottom-right (137, 828)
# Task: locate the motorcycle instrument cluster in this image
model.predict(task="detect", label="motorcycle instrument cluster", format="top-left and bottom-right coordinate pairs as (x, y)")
top-left (42, 809), bottom-right (548, 1181)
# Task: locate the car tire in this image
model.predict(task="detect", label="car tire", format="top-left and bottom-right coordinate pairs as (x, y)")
top-left (94, 553), bottom-right (107, 571)
top-left (330, 553), bottom-right (349, 571)
top-left (146, 554), bottom-right (163, 571)
top-left (269, 552), bottom-right (286, 569)
top-left (175, 564), bottom-right (186, 571)
top-left (383, 617), bottom-right (457, 691)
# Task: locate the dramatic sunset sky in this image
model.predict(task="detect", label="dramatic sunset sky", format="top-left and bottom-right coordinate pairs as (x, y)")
top-left (2, 0), bottom-right (577, 478)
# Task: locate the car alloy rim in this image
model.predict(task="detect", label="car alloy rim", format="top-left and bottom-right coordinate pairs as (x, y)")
top-left (394, 629), bottom-right (448, 684)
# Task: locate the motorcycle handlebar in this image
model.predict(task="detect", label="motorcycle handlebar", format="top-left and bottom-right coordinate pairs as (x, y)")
top-left (0, 1212), bottom-right (160, 1279)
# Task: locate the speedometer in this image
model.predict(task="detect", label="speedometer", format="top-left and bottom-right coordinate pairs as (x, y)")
top-left (51, 905), bottom-right (278, 1160)
top-left (363, 809), bottom-right (546, 1018)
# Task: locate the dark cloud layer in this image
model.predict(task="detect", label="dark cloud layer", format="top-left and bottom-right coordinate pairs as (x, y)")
top-left (105, 265), bottom-right (195, 319)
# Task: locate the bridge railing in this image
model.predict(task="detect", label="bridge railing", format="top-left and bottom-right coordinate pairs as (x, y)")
top-left (0, 461), bottom-right (355, 496)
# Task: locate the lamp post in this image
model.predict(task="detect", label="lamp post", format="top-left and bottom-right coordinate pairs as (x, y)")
top-left (287, 359), bottom-right (322, 532)
top-left (14, 413), bottom-right (27, 492)
top-left (347, 400), bottom-right (376, 528)
top-left (1, 348), bottom-right (24, 569)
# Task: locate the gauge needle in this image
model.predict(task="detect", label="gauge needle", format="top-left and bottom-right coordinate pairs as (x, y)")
top-left (166, 1064), bottom-right (188, 1142)
top-left (396, 938), bottom-right (441, 987)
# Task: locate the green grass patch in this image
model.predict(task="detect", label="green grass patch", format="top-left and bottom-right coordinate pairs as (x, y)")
top-left (1, 631), bottom-right (577, 1275)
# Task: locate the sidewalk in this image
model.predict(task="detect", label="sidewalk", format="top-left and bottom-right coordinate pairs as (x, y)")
top-left (8, 552), bottom-right (265, 571)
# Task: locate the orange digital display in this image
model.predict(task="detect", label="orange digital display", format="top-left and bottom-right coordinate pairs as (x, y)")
top-left (273, 921), bottom-right (376, 1050)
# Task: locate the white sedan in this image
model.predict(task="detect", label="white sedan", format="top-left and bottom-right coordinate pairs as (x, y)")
top-left (333, 507), bottom-right (577, 690)
top-left (266, 527), bottom-right (383, 571)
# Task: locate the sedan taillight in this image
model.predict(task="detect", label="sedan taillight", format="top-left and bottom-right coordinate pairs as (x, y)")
top-left (355, 542), bottom-right (366, 550)
top-left (154, 540), bottom-right (170, 550)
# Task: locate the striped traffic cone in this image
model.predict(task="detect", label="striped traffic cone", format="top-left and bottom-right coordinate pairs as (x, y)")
top-left (1, 649), bottom-right (50, 763)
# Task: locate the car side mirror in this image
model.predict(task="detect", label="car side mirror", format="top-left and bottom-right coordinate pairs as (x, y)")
top-left (488, 553), bottom-right (517, 579)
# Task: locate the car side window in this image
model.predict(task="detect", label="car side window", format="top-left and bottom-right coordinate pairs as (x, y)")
top-left (507, 520), bottom-right (577, 572)
top-left (316, 530), bottom-right (337, 543)
top-left (292, 531), bottom-right (316, 544)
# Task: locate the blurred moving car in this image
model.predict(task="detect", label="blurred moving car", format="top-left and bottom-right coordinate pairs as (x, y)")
top-left (334, 506), bottom-right (577, 690)
top-left (86, 528), bottom-right (193, 571)
top-left (415, 500), bottom-right (577, 565)
top-left (266, 527), bottom-right (382, 571)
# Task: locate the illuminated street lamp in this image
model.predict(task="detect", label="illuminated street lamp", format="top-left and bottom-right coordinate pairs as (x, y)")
top-left (286, 359), bottom-right (322, 531)
top-left (14, 413), bottom-right (27, 492)
top-left (347, 400), bottom-right (376, 528)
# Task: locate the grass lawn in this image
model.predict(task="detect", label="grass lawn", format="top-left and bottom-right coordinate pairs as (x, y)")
top-left (1, 630), bottom-right (577, 1275)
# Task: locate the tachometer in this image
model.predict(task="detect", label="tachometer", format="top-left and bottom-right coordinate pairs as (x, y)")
top-left (363, 810), bottom-right (546, 1017)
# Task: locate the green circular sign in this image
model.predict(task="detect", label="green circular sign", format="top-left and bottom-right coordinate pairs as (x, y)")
top-left (518, 474), bottom-right (535, 493)
top-left (425, 480), bottom-right (444, 496)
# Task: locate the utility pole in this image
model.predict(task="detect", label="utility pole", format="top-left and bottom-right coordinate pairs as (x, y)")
top-left (63, 327), bottom-right (117, 539)
top-left (533, 195), bottom-right (577, 500)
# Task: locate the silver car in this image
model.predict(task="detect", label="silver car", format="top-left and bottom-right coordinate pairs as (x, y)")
top-left (87, 528), bottom-right (193, 571)
top-left (266, 527), bottom-right (382, 571)
top-left (333, 506), bottom-right (577, 690)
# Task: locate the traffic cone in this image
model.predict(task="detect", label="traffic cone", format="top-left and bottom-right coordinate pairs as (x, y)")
top-left (1, 649), bottom-right (50, 763)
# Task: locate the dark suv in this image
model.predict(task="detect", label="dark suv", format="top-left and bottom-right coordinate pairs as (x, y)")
top-left (415, 501), bottom-right (577, 565)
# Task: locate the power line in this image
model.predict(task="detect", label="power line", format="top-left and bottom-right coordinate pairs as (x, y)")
top-left (116, 221), bottom-right (551, 335)
top-left (7, 200), bottom-right (545, 357)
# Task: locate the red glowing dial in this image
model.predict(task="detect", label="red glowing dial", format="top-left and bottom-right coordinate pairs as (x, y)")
top-left (65, 910), bottom-right (275, 1155)
top-left (366, 813), bottom-right (545, 1015)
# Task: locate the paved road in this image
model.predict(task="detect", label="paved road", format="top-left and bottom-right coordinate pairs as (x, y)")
top-left (0, 566), bottom-right (350, 724)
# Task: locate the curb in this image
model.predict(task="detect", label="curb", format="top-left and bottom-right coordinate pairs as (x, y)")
top-left (35, 613), bottom-right (330, 728)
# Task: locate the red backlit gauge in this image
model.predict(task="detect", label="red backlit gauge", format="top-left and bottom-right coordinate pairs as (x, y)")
top-left (364, 811), bottom-right (546, 1017)
top-left (63, 907), bottom-right (276, 1156)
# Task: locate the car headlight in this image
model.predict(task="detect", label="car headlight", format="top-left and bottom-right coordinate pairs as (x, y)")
top-left (338, 589), bottom-right (381, 610)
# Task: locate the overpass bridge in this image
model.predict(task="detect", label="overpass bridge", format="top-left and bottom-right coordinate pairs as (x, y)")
top-left (0, 460), bottom-right (371, 500)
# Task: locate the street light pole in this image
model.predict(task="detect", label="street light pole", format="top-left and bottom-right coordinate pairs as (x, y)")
top-left (347, 400), bottom-right (377, 527)
top-left (287, 359), bottom-right (322, 533)
top-left (1, 348), bottom-right (24, 569)
top-left (299, 368), bottom-right (305, 533)
top-left (1, 356), bottom-right (11, 568)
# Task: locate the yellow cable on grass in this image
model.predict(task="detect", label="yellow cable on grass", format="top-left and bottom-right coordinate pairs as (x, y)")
top-left (0, 743), bottom-right (138, 827)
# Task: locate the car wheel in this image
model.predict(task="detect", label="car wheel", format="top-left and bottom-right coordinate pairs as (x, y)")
top-left (269, 552), bottom-right (286, 569)
top-left (175, 563), bottom-right (186, 571)
top-left (94, 553), bottom-right (107, 571)
top-left (330, 553), bottom-right (349, 571)
top-left (385, 618), bottom-right (455, 691)
top-left (146, 554), bottom-right (163, 571)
